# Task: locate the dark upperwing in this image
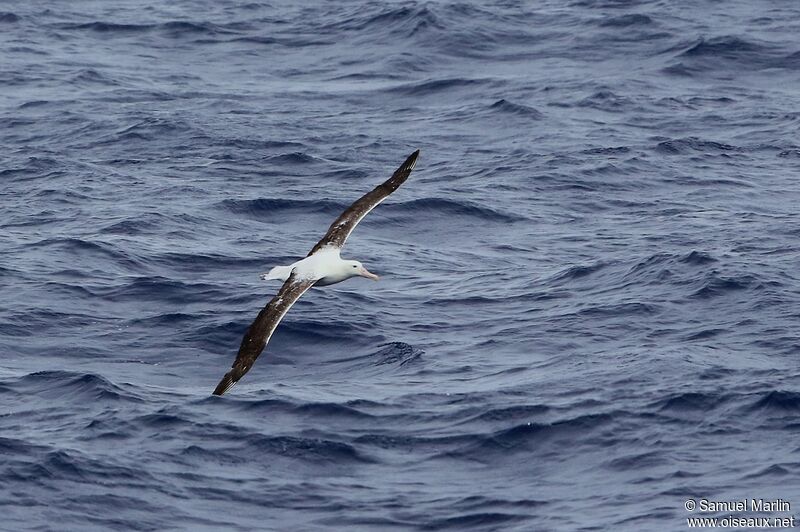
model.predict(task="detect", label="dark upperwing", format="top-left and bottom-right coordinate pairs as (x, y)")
top-left (307, 149), bottom-right (420, 256)
top-left (212, 272), bottom-right (315, 395)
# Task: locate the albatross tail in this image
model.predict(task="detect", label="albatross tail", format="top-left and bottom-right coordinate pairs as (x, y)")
top-left (260, 265), bottom-right (293, 281)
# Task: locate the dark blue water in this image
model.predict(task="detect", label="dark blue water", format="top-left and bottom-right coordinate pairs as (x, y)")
top-left (3, 1), bottom-right (800, 530)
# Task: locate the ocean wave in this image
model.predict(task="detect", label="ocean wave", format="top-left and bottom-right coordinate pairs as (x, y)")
top-left (451, 413), bottom-right (615, 459)
top-left (622, 251), bottom-right (717, 286)
top-left (664, 35), bottom-right (798, 73)
top-left (679, 251), bottom-right (717, 265)
top-left (386, 77), bottom-right (493, 96)
top-left (422, 512), bottom-right (529, 530)
top-left (597, 13), bottom-right (653, 27)
top-left (680, 36), bottom-right (768, 59)
top-left (0, 12), bottom-right (20, 23)
top-left (655, 137), bottom-right (741, 154)
top-left (576, 302), bottom-right (659, 317)
top-left (369, 342), bottom-right (423, 366)
top-left (34, 449), bottom-right (156, 486)
top-left (746, 390), bottom-right (800, 412)
top-left (744, 464), bottom-right (793, 480)
top-left (240, 433), bottom-right (373, 463)
top-left (322, 5), bottom-right (444, 37)
top-left (277, 318), bottom-right (380, 346)
top-left (100, 217), bottom-right (163, 235)
top-left (55, 20), bottom-right (242, 37)
top-left (95, 117), bottom-right (193, 144)
top-left (489, 99), bottom-right (544, 118)
top-left (383, 198), bottom-right (525, 223)
top-left (95, 276), bottom-right (223, 304)
top-left (218, 197), bottom-right (344, 219)
top-left (15, 371), bottom-right (142, 402)
top-left (26, 237), bottom-right (146, 270)
top-left (578, 90), bottom-right (635, 112)
top-left (655, 391), bottom-right (726, 412)
top-left (461, 404), bottom-right (551, 424)
top-left (547, 261), bottom-right (610, 283)
top-left (689, 273), bottom-right (762, 299)
top-left (0, 156), bottom-right (64, 181)
top-left (683, 328), bottom-right (725, 341)
top-left (216, 396), bottom-right (378, 423)
top-left (294, 401), bottom-right (375, 419)
top-left (264, 152), bottom-right (321, 164)
top-left (71, 68), bottom-right (119, 86)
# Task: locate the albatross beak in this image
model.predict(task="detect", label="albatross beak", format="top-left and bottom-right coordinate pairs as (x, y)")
top-left (358, 266), bottom-right (380, 281)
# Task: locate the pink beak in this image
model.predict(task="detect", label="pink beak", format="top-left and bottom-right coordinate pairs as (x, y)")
top-left (358, 266), bottom-right (379, 281)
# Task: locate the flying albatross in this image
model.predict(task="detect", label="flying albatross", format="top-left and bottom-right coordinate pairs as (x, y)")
top-left (212, 150), bottom-right (420, 395)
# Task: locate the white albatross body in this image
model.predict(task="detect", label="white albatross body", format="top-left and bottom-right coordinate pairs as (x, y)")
top-left (212, 149), bottom-right (420, 395)
top-left (261, 247), bottom-right (379, 287)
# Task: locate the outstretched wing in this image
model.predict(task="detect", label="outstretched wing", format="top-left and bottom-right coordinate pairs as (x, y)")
top-left (307, 149), bottom-right (420, 256)
top-left (213, 272), bottom-right (315, 395)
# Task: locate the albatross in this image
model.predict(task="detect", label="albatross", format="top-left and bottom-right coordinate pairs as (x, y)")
top-left (212, 150), bottom-right (420, 395)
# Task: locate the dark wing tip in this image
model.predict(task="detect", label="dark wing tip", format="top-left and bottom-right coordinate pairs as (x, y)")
top-left (212, 370), bottom-right (237, 396)
top-left (406, 149), bottom-right (420, 169)
top-left (388, 149), bottom-right (420, 184)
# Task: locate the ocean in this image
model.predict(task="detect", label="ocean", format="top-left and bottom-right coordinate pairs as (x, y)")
top-left (2, 1), bottom-right (800, 530)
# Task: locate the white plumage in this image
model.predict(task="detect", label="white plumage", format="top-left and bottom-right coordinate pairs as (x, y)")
top-left (260, 247), bottom-right (378, 286)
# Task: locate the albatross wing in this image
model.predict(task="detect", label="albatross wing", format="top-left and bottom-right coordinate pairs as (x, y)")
top-left (307, 149), bottom-right (420, 255)
top-left (213, 272), bottom-right (315, 395)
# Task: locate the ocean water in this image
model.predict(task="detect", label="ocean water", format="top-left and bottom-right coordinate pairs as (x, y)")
top-left (2, 1), bottom-right (800, 530)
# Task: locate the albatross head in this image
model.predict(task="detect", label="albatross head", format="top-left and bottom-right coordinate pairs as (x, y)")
top-left (346, 260), bottom-right (379, 281)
